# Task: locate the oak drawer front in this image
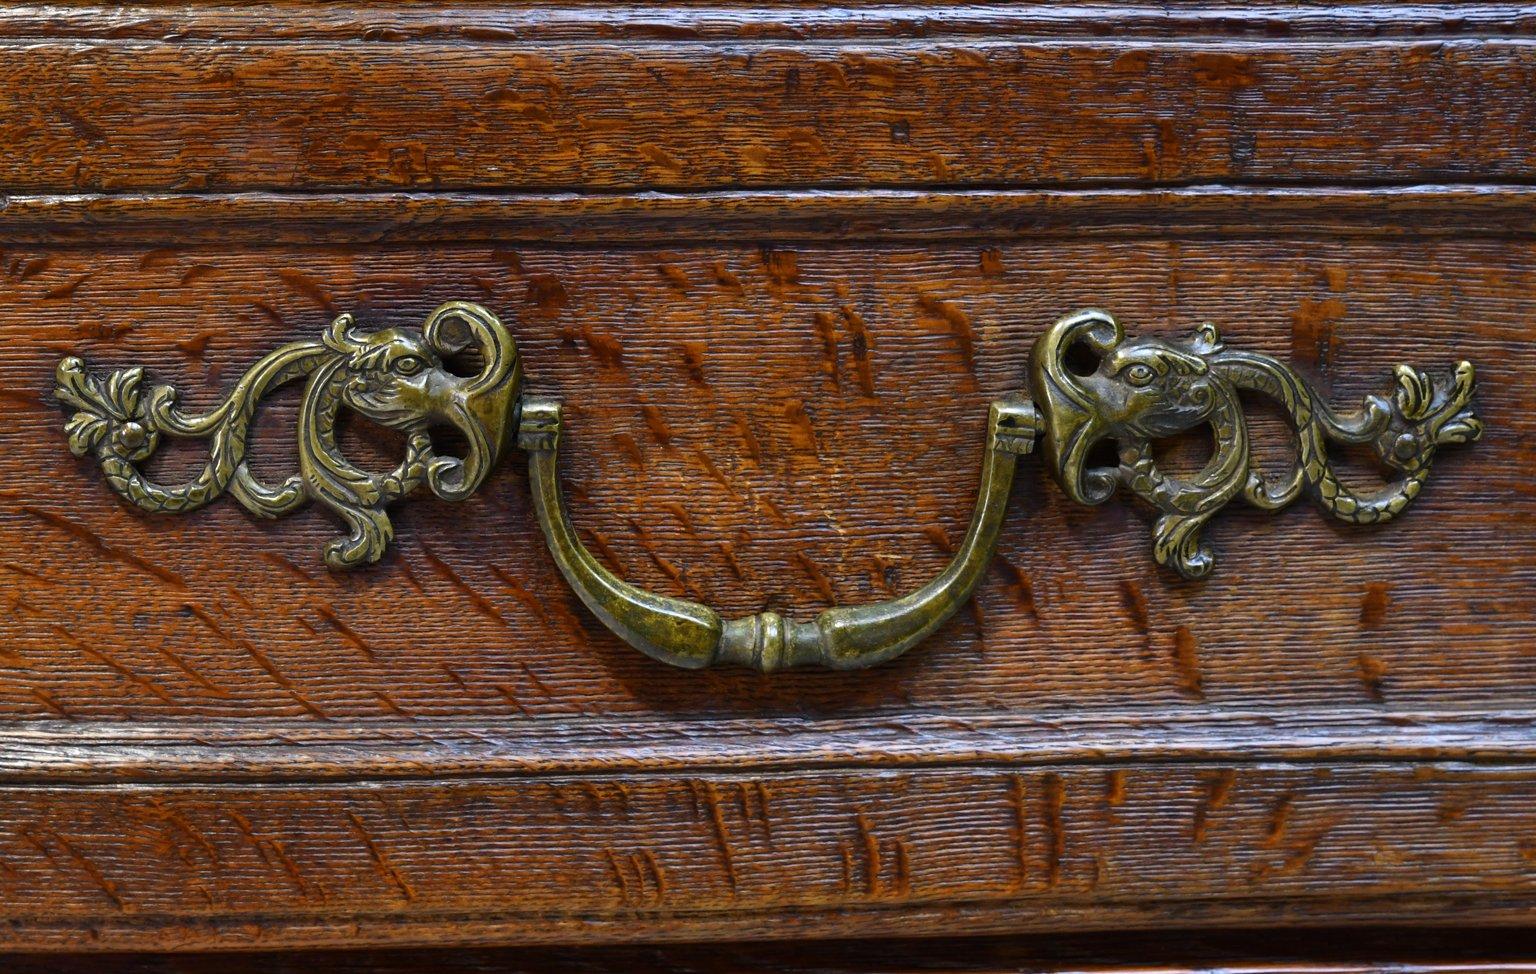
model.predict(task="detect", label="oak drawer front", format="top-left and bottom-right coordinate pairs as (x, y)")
top-left (2, 3), bottom-right (1535, 952)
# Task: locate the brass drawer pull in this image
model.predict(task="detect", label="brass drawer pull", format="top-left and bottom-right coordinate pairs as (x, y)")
top-left (519, 395), bottom-right (1040, 671)
top-left (56, 301), bottom-right (1481, 669)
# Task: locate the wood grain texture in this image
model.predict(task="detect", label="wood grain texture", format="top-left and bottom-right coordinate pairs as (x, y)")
top-left (4, 0), bottom-right (1536, 952)
top-left (9, 0), bottom-right (1536, 65)
top-left (7, 709), bottom-right (1536, 782)
top-left (6, 229), bottom-right (1532, 946)
top-left (1, 237), bottom-right (1529, 722)
top-left (15, 895), bottom-right (1536, 953)
top-left (1, 763), bottom-right (1535, 948)
top-left (5, 37), bottom-right (1536, 192)
top-left (9, 3), bottom-right (1536, 44)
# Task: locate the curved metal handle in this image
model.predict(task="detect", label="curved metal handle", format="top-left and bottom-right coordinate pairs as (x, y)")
top-left (519, 396), bottom-right (1040, 671)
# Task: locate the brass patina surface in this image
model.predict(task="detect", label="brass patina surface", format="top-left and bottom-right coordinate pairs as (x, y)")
top-left (56, 301), bottom-right (522, 568)
top-left (1031, 309), bottom-right (1483, 579)
top-left (521, 395), bottom-right (1040, 671)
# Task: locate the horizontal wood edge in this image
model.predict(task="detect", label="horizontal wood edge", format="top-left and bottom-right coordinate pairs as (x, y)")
top-left (8, 891), bottom-right (1536, 952)
top-left (5, 708), bottom-right (1535, 783)
top-left (4, 756), bottom-right (1532, 949)
top-left (13, 943), bottom-right (1536, 974)
top-left (5, 185), bottom-right (1536, 244)
top-left (5, 4), bottom-right (1536, 43)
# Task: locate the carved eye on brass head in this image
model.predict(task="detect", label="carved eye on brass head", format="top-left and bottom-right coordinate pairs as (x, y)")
top-left (1123, 363), bottom-right (1156, 387)
top-left (392, 354), bottom-right (428, 377)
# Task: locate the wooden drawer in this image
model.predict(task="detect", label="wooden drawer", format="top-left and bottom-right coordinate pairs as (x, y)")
top-left (1, 1), bottom-right (1533, 953)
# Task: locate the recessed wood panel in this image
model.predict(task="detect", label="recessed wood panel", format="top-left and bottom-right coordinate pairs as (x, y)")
top-left (1, 236), bottom-right (1529, 722)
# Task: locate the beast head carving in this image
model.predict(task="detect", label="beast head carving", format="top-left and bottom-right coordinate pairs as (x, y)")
top-left (1030, 309), bottom-right (1223, 508)
top-left (325, 302), bottom-right (522, 506)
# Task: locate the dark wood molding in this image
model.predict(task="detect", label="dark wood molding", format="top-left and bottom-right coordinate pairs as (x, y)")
top-left (4, 4), bottom-right (1536, 43)
top-left (6, 185), bottom-right (1536, 244)
top-left (8, 900), bottom-right (1536, 952)
top-left (4, 708), bottom-right (1536, 783)
top-left (13, 929), bottom-right (1536, 973)
top-left (4, 766), bottom-right (1536, 950)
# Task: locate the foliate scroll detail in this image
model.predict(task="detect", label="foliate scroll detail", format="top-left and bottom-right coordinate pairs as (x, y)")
top-left (56, 301), bottom-right (522, 569)
top-left (1029, 309), bottom-right (1482, 579)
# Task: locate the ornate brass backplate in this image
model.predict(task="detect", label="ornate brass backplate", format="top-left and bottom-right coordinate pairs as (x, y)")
top-left (1030, 310), bottom-right (1483, 579)
top-left (56, 301), bottom-right (1481, 668)
top-left (56, 302), bottom-right (522, 568)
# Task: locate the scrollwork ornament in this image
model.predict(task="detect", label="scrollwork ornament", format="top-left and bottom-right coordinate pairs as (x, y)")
top-left (56, 301), bottom-right (522, 569)
top-left (1030, 309), bottom-right (1482, 579)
